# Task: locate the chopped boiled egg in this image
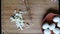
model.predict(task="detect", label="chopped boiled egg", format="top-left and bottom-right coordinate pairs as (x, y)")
top-left (57, 21), bottom-right (60, 27)
top-left (44, 29), bottom-right (51, 34)
top-left (53, 17), bottom-right (60, 23)
top-left (53, 28), bottom-right (60, 34)
top-left (10, 10), bottom-right (27, 30)
top-left (42, 23), bottom-right (49, 29)
top-left (49, 23), bottom-right (55, 30)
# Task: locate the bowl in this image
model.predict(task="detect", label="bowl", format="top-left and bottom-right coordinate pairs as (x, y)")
top-left (41, 13), bottom-right (59, 34)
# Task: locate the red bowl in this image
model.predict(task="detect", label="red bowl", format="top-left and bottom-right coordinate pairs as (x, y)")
top-left (41, 13), bottom-right (59, 34)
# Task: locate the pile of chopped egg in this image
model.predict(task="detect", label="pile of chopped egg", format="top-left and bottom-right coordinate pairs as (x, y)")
top-left (10, 10), bottom-right (29, 30)
top-left (42, 16), bottom-right (60, 34)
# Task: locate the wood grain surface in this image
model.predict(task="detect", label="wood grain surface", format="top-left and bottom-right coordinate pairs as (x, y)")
top-left (1, 0), bottom-right (58, 34)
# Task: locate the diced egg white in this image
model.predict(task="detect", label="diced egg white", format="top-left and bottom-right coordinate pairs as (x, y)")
top-left (10, 17), bottom-right (14, 20)
top-left (10, 17), bottom-right (15, 22)
top-left (53, 17), bottom-right (60, 23)
top-left (42, 23), bottom-right (49, 29)
top-left (15, 13), bottom-right (19, 16)
top-left (49, 23), bottom-right (55, 30)
top-left (44, 29), bottom-right (51, 34)
top-left (57, 22), bottom-right (60, 27)
top-left (19, 26), bottom-right (23, 30)
top-left (57, 18), bottom-right (60, 27)
top-left (53, 28), bottom-right (60, 34)
top-left (19, 11), bottom-right (24, 14)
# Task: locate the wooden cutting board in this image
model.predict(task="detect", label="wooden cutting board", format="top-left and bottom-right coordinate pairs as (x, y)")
top-left (1, 0), bottom-right (58, 34)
